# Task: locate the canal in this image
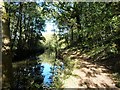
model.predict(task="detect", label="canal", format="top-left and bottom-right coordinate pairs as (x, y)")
top-left (12, 52), bottom-right (64, 89)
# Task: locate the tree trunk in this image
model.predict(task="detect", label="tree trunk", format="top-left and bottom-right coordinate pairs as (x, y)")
top-left (74, 3), bottom-right (82, 42)
top-left (0, 2), bottom-right (13, 89)
top-left (0, 3), bottom-right (2, 90)
top-left (70, 28), bottom-right (73, 45)
top-left (11, 17), bottom-right (19, 50)
top-left (17, 2), bottom-right (23, 50)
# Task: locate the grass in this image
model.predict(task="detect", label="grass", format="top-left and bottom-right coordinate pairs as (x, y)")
top-left (113, 73), bottom-right (120, 88)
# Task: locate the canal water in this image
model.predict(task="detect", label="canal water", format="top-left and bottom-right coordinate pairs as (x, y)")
top-left (12, 52), bottom-right (64, 89)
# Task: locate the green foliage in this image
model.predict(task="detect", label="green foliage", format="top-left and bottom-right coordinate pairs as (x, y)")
top-left (3, 2), bottom-right (120, 89)
top-left (48, 2), bottom-right (120, 61)
top-left (51, 76), bottom-right (63, 89)
top-left (113, 73), bottom-right (120, 88)
top-left (5, 2), bottom-right (46, 60)
top-left (44, 34), bottom-right (57, 52)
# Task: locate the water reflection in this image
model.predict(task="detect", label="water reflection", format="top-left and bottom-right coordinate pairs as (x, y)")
top-left (41, 63), bottom-right (53, 86)
top-left (13, 53), bottom-right (64, 89)
top-left (13, 61), bottom-right (44, 89)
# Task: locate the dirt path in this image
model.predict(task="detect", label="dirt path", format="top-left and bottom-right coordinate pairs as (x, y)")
top-left (62, 59), bottom-right (119, 89)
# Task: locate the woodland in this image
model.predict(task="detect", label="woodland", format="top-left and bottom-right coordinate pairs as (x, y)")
top-left (1, 1), bottom-right (120, 90)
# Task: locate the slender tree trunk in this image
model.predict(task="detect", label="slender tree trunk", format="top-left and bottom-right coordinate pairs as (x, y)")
top-left (74, 3), bottom-right (82, 42)
top-left (70, 25), bottom-right (74, 46)
top-left (11, 17), bottom-right (19, 50)
top-left (70, 28), bottom-right (73, 45)
top-left (0, 2), bottom-right (13, 89)
top-left (17, 2), bottom-right (23, 50)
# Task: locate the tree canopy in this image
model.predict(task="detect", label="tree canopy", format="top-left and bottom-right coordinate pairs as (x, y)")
top-left (46, 2), bottom-right (120, 61)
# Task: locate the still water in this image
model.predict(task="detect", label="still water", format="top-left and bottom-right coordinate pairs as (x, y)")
top-left (41, 63), bottom-right (53, 86)
top-left (12, 52), bottom-right (64, 89)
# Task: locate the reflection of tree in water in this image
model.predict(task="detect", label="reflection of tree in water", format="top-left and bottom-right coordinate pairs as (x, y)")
top-left (13, 59), bottom-right (44, 90)
top-left (12, 54), bottom-right (65, 89)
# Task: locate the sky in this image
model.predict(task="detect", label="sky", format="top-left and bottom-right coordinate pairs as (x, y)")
top-left (42, 22), bottom-right (54, 35)
top-left (41, 20), bottom-right (58, 40)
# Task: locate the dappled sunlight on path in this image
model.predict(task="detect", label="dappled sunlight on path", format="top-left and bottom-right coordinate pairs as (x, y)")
top-left (62, 59), bottom-right (119, 89)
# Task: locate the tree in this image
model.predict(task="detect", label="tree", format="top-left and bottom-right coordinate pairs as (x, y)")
top-left (0, 1), bottom-right (13, 89)
top-left (47, 2), bottom-right (120, 61)
top-left (4, 2), bottom-right (46, 61)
